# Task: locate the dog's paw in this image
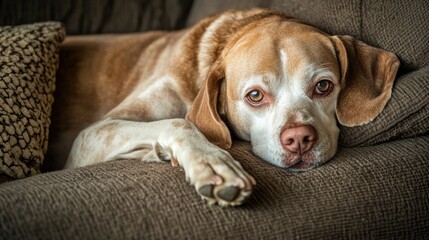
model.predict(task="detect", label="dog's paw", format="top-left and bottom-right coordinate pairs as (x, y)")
top-left (183, 149), bottom-right (255, 206)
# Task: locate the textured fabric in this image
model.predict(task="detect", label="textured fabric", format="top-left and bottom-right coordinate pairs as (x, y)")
top-left (0, 22), bottom-right (65, 178)
top-left (187, 0), bottom-right (362, 37)
top-left (0, 0), bottom-right (193, 35)
top-left (361, 0), bottom-right (429, 71)
top-left (1, 136), bottom-right (428, 239)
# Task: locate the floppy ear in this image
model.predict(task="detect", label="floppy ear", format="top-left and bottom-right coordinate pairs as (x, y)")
top-left (332, 35), bottom-right (400, 126)
top-left (185, 64), bottom-right (232, 149)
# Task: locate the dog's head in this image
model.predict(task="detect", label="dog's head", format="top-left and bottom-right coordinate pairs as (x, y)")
top-left (187, 13), bottom-right (399, 171)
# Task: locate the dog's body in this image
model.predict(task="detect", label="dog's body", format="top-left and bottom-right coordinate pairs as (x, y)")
top-left (63, 9), bottom-right (399, 206)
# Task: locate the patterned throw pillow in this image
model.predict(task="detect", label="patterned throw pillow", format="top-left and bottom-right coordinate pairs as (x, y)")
top-left (0, 22), bottom-right (65, 178)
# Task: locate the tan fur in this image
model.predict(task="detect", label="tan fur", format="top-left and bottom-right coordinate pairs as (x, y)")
top-left (332, 36), bottom-right (400, 126)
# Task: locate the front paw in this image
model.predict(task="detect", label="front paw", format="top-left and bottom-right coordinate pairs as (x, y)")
top-left (183, 150), bottom-right (256, 206)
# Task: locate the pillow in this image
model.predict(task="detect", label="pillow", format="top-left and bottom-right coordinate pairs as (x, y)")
top-left (0, 22), bottom-right (65, 178)
top-left (339, 67), bottom-right (429, 147)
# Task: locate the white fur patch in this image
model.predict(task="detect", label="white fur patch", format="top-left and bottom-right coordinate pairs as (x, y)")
top-left (280, 49), bottom-right (288, 78)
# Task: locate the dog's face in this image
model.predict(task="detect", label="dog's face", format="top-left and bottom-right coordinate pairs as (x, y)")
top-left (223, 23), bottom-right (340, 170)
top-left (187, 19), bottom-right (399, 171)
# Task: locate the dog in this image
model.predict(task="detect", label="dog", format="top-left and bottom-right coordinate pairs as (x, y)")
top-left (63, 9), bottom-right (399, 206)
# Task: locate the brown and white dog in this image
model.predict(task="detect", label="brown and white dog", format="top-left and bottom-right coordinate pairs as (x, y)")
top-left (63, 9), bottom-right (399, 206)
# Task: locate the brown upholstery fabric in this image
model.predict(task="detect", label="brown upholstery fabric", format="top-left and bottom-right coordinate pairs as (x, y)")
top-left (0, 0), bottom-right (193, 35)
top-left (187, 0), bottom-right (362, 37)
top-left (1, 136), bottom-right (428, 239)
top-left (361, 0), bottom-right (429, 71)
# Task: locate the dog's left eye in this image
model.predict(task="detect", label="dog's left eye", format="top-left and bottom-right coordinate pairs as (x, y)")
top-left (314, 80), bottom-right (333, 96)
top-left (246, 90), bottom-right (265, 106)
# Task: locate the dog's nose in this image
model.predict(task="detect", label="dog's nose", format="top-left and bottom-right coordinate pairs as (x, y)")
top-left (281, 125), bottom-right (317, 154)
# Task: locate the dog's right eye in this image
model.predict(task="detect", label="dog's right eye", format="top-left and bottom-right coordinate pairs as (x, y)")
top-left (313, 80), bottom-right (334, 97)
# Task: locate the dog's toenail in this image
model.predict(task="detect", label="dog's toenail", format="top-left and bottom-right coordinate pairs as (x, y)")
top-left (217, 186), bottom-right (240, 202)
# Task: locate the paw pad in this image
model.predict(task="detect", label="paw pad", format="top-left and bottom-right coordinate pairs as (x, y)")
top-left (217, 186), bottom-right (240, 202)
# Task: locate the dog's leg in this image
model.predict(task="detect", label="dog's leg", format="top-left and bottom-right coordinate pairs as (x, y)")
top-left (66, 118), bottom-right (254, 206)
top-left (65, 74), bottom-right (255, 205)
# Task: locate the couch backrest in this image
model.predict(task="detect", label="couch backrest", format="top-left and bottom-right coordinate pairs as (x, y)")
top-left (0, 0), bottom-right (193, 34)
top-left (2, 0), bottom-right (427, 71)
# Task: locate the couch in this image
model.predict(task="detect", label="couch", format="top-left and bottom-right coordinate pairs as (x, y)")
top-left (1, 0), bottom-right (428, 239)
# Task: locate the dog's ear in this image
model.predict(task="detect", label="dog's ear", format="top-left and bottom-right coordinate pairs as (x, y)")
top-left (186, 63), bottom-right (232, 149)
top-left (332, 35), bottom-right (400, 126)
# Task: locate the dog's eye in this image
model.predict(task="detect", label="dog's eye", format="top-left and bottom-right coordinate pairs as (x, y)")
top-left (246, 90), bottom-right (264, 104)
top-left (314, 80), bottom-right (333, 96)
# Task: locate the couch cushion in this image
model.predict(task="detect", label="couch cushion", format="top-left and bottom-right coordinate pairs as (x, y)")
top-left (0, 22), bottom-right (65, 178)
top-left (1, 136), bottom-right (428, 239)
